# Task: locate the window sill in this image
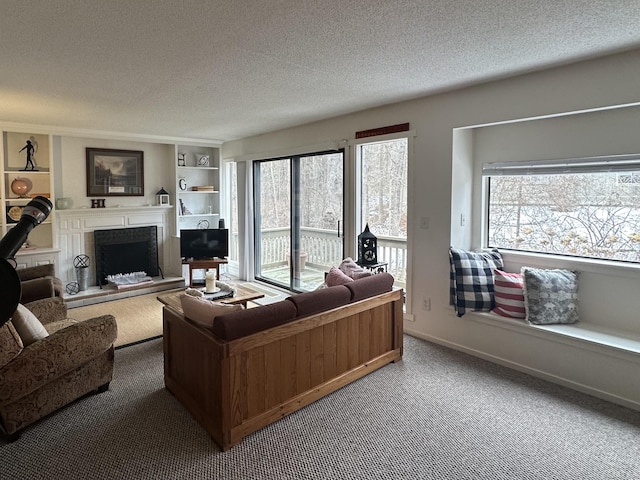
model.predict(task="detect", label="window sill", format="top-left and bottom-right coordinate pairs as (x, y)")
top-left (464, 310), bottom-right (640, 361)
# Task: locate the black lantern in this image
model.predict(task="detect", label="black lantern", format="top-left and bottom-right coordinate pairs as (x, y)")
top-left (357, 223), bottom-right (377, 265)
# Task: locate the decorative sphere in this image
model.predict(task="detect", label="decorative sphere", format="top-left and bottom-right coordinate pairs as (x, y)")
top-left (73, 254), bottom-right (90, 268)
top-left (65, 282), bottom-right (80, 295)
top-left (11, 178), bottom-right (31, 197)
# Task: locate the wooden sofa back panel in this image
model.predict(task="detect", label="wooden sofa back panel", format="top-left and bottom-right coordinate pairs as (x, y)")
top-left (227, 294), bottom-right (400, 424)
top-left (163, 313), bottom-right (227, 443)
top-left (226, 289), bottom-right (403, 356)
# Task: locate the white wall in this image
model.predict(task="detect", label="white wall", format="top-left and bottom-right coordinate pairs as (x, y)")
top-left (223, 48), bottom-right (640, 409)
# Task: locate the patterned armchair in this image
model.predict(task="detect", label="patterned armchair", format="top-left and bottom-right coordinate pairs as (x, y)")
top-left (0, 297), bottom-right (117, 441)
top-left (16, 264), bottom-right (64, 304)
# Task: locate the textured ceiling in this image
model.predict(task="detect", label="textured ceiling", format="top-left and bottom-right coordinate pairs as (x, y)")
top-left (1, 0), bottom-right (639, 142)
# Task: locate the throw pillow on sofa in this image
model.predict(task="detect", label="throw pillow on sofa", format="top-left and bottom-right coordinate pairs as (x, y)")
top-left (10, 304), bottom-right (49, 346)
top-left (325, 266), bottom-right (353, 286)
top-left (338, 257), bottom-right (372, 280)
top-left (180, 294), bottom-right (243, 329)
top-left (521, 267), bottom-right (579, 325)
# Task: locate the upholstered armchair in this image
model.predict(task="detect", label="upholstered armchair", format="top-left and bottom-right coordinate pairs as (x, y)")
top-left (16, 264), bottom-right (64, 304)
top-left (0, 297), bottom-right (117, 441)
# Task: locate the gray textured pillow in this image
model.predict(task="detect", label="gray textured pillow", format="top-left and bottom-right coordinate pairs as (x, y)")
top-left (522, 267), bottom-right (579, 325)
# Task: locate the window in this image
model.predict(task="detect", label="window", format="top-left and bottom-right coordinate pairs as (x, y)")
top-left (355, 138), bottom-right (408, 285)
top-left (484, 154), bottom-right (640, 263)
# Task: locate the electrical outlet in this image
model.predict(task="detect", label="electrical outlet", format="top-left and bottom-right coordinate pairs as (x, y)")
top-left (422, 298), bottom-right (431, 311)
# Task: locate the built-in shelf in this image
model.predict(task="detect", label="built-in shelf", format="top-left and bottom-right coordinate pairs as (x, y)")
top-left (1, 130), bottom-right (56, 265)
top-left (175, 145), bottom-right (221, 231)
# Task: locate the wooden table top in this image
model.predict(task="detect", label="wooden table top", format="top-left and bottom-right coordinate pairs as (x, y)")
top-left (157, 283), bottom-right (265, 313)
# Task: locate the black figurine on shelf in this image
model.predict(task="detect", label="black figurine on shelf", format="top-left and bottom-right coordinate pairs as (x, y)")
top-left (18, 140), bottom-right (38, 171)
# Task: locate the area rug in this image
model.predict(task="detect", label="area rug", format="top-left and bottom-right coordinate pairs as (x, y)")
top-left (68, 291), bottom-right (178, 348)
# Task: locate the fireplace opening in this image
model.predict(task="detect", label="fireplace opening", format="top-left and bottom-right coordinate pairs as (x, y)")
top-left (94, 226), bottom-right (162, 286)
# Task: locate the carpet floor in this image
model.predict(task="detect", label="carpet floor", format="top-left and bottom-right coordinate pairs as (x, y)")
top-left (1, 335), bottom-right (639, 479)
top-left (68, 291), bottom-right (174, 348)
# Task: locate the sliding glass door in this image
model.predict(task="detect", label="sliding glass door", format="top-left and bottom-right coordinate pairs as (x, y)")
top-left (254, 150), bottom-right (344, 292)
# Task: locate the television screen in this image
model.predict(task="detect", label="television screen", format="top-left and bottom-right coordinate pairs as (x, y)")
top-left (180, 229), bottom-right (229, 260)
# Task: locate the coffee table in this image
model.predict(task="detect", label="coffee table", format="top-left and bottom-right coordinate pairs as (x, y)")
top-left (157, 283), bottom-right (265, 311)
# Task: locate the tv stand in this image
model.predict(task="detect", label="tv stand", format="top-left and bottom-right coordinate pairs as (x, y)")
top-left (182, 258), bottom-right (229, 287)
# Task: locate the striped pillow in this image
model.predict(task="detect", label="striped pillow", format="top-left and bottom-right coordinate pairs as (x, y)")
top-left (492, 269), bottom-right (525, 319)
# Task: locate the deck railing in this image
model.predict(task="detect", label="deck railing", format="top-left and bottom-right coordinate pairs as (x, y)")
top-left (233, 227), bottom-right (407, 286)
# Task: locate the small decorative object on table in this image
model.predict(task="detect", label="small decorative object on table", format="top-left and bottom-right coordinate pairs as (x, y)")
top-left (178, 153), bottom-right (186, 166)
top-left (202, 280), bottom-right (236, 301)
top-left (205, 270), bottom-right (217, 293)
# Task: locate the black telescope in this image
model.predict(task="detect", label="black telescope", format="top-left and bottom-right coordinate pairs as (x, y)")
top-left (0, 195), bottom-right (53, 327)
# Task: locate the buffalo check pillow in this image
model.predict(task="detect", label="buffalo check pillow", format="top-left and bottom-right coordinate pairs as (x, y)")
top-left (492, 269), bottom-right (526, 319)
top-left (449, 247), bottom-right (503, 317)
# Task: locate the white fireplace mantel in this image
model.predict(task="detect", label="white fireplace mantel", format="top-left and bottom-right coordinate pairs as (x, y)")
top-left (56, 205), bottom-right (175, 285)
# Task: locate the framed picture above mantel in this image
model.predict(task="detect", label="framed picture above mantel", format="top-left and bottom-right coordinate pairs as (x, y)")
top-left (86, 148), bottom-right (144, 197)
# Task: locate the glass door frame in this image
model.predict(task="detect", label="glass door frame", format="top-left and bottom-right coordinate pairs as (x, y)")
top-left (253, 149), bottom-right (345, 293)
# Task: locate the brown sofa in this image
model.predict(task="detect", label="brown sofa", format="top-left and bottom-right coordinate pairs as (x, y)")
top-left (0, 297), bottom-right (117, 441)
top-left (163, 273), bottom-right (403, 450)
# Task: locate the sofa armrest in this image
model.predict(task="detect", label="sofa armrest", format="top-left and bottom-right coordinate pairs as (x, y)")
top-left (20, 277), bottom-right (56, 304)
top-left (0, 314), bottom-right (117, 406)
top-left (24, 297), bottom-right (68, 325)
